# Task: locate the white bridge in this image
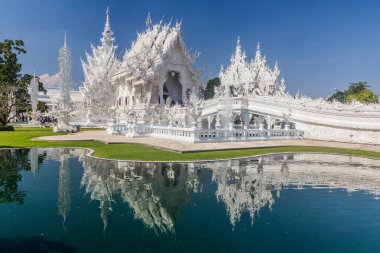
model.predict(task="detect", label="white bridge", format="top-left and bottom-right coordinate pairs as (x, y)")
top-left (104, 94), bottom-right (380, 144)
top-left (201, 95), bottom-right (380, 144)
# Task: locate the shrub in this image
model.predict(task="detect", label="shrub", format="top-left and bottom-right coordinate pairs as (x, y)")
top-left (0, 126), bottom-right (15, 131)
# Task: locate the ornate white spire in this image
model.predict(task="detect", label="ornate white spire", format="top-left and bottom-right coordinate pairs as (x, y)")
top-left (58, 32), bottom-right (72, 111)
top-left (256, 42), bottom-right (261, 58)
top-left (218, 38), bottom-right (286, 98)
top-left (236, 36), bottom-right (241, 52)
top-left (64, 30), bottom-right (67, 49)
top-left (101, 6), bottom-right (114, 46)
top-left (233, 36), bottom-right (244, 63)
top-left (146, 12), bottom-right (152, 27)
top-left (30, 71), bottom-right (38, 115)
top-left (81, 7), bottom-right (118, 122)
top-left (219, 37), bottom-right (251, 95)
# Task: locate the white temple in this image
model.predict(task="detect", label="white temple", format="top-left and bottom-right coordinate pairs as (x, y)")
top-left (56, 8), bottom-right (380, 144)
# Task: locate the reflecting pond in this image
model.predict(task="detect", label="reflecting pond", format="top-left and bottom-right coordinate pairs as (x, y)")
top-left (1, 148), bottom-right (380, 253)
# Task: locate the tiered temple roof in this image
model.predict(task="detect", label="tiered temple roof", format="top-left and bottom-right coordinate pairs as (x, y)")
top-left (113, 17), bottom-right (200, 87)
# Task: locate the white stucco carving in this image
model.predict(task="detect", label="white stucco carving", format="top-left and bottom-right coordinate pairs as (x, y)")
top-left (51, 8), bottom-right (380, 144)
top-left (53, 33), bottom-right (77, 132)
top-left (81, 7), bottom-right (118, 126)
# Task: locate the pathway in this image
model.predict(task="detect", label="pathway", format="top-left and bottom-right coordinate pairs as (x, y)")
top-left (35, 131), bottom-right (380, 153)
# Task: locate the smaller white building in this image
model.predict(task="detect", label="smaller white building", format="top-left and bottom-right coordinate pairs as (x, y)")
top-left (46, 88), bottom-right (85, 112)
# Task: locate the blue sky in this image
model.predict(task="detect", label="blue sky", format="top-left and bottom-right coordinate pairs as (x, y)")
top-left (1, 0), bottom-right (380, 97)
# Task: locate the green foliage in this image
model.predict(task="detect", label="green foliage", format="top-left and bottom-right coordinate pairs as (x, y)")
top-left (328, 81), bottom-right (379, 104)
top-left (346, 82), bottom-right (369, 94)
top-left (347, 89), bottom-right (379, 104)
top-left (0, 39), bottom-right (46, 126)
top-left (0, 149), bottom-right (30, 205)
top-left (0, 126), bottom-right (14, 131)
top-left (0, 148), bottom-right (46, 205)
top-left (201, 77), bottom-right (220, 100)
top-left (328, 90), bottom-right (346, 103)
top-left (37, 101), bottom-right (49, 113)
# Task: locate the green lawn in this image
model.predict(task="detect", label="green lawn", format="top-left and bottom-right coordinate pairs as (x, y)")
top-left (1, 127), bottom-right (380, 161)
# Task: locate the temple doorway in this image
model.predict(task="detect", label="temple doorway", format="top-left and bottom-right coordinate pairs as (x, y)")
top-left (163, 71), bottom-right (182, 104)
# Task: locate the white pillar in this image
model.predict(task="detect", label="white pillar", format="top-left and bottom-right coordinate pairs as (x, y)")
top-left (266, 116), bottom-right (271, 137)
top-left (182, 85), bottom-right (186, 103)
top-left (267, 116), bottom-right (272, 129)
top-left (159, 83), bottom-right (164, 105)
top-left (243, 112), bottom-right (249, 129)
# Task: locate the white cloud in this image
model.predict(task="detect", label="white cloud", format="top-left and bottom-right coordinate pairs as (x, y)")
top-left (39, 73), bottom-right (59, 88)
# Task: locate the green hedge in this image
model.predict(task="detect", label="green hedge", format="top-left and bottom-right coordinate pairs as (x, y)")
top-left (0, 126), bottom-right (15, 131)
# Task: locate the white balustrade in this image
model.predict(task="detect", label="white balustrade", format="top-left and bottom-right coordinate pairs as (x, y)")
top-left (107, 118), bottom-right (303, 142)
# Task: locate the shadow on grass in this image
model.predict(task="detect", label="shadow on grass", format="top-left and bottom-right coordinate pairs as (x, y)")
top-left (0, 236), bottom-right (76, 253)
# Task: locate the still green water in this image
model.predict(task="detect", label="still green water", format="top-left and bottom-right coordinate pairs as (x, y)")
top-left (0, 148), bottom-right (380, 253)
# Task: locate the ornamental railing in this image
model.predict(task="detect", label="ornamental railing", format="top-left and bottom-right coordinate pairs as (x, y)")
top-left (201, 96), bottom-right (380, 130)
top-left (194, 128), bottom-right (303, 142)
top-left (106, 122), bottom-right (303, 143)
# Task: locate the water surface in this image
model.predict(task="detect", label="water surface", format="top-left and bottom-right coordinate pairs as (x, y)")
top-left (1, 148), bottom-right (380, 253)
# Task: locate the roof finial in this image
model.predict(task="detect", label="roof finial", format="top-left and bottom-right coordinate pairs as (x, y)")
top-left (255, 42), bottom-right (262, 60)
top-left (146, 12), bottom-right (152, 27)
top-left (64, 30), bottom-right (67, 49)
top-left (105, 6), bottom-right (111, 30)
top-left (235, 36), bottom-right (242, 54)
top-left (101, 6), bottom-right (114, 46)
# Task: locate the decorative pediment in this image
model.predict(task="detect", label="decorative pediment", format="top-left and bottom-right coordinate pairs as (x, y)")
top-left (113, 17), bottom-right (201, 88)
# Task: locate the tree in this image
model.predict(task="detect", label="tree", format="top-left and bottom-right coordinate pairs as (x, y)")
top-left (201, 77), bottom-right (221, 100)
top-left (328, 90), bottom-right (346, 103)
top-left (26, 101), bottom-right (49, 114)
top-left (0, 39), bottom-right (45, 126)
top-left (346, 81), bottom-right (369, 94)
top-left (347, 89), bottom-right (379, 104)
top-left (0, 149), bottom-right (46, 205)
top-left (37, 101), bottom-right (49, 113)
top-left (328, 81), bottom-right (378, 104)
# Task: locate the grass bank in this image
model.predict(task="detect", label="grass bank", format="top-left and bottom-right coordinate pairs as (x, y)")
top-left (1, 127), bottom-right (380, 161)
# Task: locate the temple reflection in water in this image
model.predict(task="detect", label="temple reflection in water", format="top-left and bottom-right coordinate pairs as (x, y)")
top-left (207, 154), bottom-right (380, 226)
top-left (80, 156), bottom-right (203, 233)
top-left (47, 149), bottom-right (380, 233)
